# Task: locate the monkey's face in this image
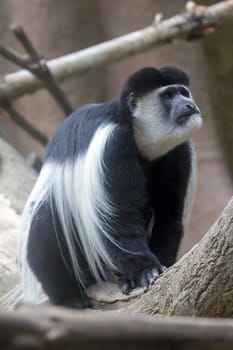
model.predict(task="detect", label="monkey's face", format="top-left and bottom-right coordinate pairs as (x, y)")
top-left (132, 85), bottom-right (202, 160)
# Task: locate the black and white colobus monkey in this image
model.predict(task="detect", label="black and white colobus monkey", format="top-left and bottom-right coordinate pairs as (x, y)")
top-left (19, 66), bottom-right (202, 308)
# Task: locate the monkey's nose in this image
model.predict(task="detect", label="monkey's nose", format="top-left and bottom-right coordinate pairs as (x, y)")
top-left (186, 103), bottom-right (199, 114)
top-left (176, 103), bottom-right (199, 125)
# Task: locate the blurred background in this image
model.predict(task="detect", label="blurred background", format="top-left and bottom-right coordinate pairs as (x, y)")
top-left (0, 0), bottom-right (232, 256)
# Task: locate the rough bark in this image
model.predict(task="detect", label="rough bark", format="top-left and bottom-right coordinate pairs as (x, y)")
top-left (1, 306), bottom-right (233, 350)
top-left (0, 1), bottom-right (233, 100)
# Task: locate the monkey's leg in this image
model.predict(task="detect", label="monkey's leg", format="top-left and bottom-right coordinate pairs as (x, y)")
top-left (149, 221), bottom-right (184, 267)
top-left (103, 126), bottom-right (167, 294)
top-left (147, 142), bottom-right (192, 266)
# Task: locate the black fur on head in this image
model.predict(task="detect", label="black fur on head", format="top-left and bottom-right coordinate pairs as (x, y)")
top-left (120, 66), bottom-right (190, 114)
top-left (159, 66), bottom-right (189, 87)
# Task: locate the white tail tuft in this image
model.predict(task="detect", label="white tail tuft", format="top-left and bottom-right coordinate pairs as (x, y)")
top-left (0, 284), bottom-right (23, 311)
top-left (0, 283), bottom-right (47, 311)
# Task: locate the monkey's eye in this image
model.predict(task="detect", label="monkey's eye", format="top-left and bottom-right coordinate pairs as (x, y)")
top-left (179, 87), bottom-right (190, 97)
top-left (161, 88), bottom-right (175, 100)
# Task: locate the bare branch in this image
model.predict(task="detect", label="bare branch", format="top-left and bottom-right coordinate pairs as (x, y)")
top-left (0, 24), bottom-right (73, 116)
top-left (0, 99), bottom-right (48, 145)
top-left (11, 24), bottom-right (73, 116)
top-left (0, 44), bottom-right (27, 68)
top-left (0, 306), bottom-right (233, 350)
top-left (0, 1), bottom-right (232, 101)
top-left (11, 23), bottom-right (42, 62)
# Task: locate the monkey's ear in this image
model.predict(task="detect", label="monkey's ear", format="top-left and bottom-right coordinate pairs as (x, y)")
top-left (127, 92), bottom-right (136, 113)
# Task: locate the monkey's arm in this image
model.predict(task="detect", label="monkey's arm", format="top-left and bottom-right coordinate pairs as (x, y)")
top-left (103, 125), bottom-right (163, 294)
top-left (147, 142), bottom-right (193, 267)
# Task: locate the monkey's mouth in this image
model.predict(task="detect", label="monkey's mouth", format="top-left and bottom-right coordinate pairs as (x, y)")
top-left (176, 111), bottom-right (200, 125)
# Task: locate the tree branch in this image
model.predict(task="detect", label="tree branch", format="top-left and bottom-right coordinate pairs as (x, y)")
top-left (0, 99), bottom-right (48, 145)
top-left (0, 24), bottom-right (73, 116)
top-left (0, 44), bottom-right (27, 68)
top-left (0, 1), bottom-right (232, 101)
top-left (0, 306), bottom-right (233, 350)
top-left (11, 24), bottom-right (42, 63)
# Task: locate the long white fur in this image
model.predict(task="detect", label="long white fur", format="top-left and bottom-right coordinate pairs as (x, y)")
top-left (183, 142), bottom-right (197, 226)
top-left (133, 85), bottom-right (202, 160)
top-left (17, 123), bottom-right (117, 304)
top-left (19, 164), bottom-right (53, 304)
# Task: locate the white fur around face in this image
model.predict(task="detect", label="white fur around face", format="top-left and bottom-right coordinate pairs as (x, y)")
top-left (132, 85), bottom-right (202, 160)
top-left (19, 123), bottom-right (117, 304)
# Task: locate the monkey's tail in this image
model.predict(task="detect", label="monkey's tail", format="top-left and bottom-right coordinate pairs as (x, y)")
top-left (0, 283), bottom-right (23, 311)
top-left (1, 219), bottom-right (48, 310)
top-left (0, 164), bottom-right (50, 310)
top-left (0, 282), bottom-right (47, 311)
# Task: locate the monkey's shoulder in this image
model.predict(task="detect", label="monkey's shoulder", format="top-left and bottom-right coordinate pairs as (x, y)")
top-left (45, 101), bottom-right (120, 162)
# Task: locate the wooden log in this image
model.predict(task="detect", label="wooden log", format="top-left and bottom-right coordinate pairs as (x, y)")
top-left (1, 306), bottom-right (233, 350)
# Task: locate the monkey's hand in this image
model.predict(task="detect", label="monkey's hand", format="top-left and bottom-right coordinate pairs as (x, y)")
top-left (117, 256), bottom-right (166, 295)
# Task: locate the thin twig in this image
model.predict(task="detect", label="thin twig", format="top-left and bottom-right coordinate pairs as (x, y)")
top-left (0, 99), bottom-right (48, 145)
top-left (11, 24), bottom-right (42, 62)
top-left (12, 24), bottom-right (73, 116)
top-left (0, 44), bottom-right (27, 68)
top-left (0, 24), bottom-right (73, 117)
